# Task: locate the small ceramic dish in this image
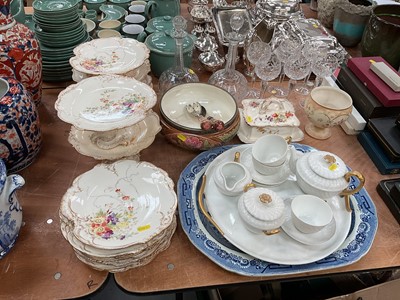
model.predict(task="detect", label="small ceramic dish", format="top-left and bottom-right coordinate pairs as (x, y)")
top-left (98, 19), bottom-right (122, 31)
top-left (81, 18), bottom-right (96, 35)
top-left (160, 83), bottom-right (238, 134)
top-left (160, 112), bottom-right (240, 152)
top-left (97, 28), bottom-right (122, 38)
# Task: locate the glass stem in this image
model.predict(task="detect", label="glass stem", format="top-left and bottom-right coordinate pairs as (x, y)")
top-left (174, 36), bottom-right (185, 75)
top-left (225, 38), bottom-right (239, 74)
top-left (315, 76), bottom-right (323, 87)
top-left (288, 79), bottom-right (296, 94)
top-left (278, 64), bottom-right (285, 83)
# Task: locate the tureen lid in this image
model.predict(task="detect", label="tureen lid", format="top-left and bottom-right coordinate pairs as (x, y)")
top-left (307, 151), bottom-right (347, 180)
top-left (144, 31), bottom-right (194, 55)
top-left (146, 16), bottom-right (173, 34)
top-left (242, 188), bottom-right (285, 222)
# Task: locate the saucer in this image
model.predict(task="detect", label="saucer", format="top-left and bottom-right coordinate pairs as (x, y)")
top-left (240, 147), bottom-right (292, 186)
top-left (281, 198), bottom-right (337, 246)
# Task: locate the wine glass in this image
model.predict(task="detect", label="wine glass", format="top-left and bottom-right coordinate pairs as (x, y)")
top-left (284, 53), bottom-right (311, 97)
top-left (246, 41), bottom-right (272, 97)
top-left (296, 40), bottom-right (330, 95)
top-left (311, 53), bottom-right (339, 87)
top-left (274, 38), bottom-right (302, 97)
top-left (255, 53), bottom-right (282, 100)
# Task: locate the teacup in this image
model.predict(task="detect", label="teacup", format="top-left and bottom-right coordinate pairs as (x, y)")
top-left (97, 29), bottom-right (122, 38)
top-left (213, 161), bottom-right (252, 196)
top-left (252, 134), bottom-right (290, 175)
top-left (122, 24), bottom-right (147, 41)
top-left (125, 14), bottom-right (146, 26)
top-left (129, 1), bottom-right (146, 16)
top-left (98, 20), bottom-right (122, 32)
top-left (290, 195), bottom-right (333, 234)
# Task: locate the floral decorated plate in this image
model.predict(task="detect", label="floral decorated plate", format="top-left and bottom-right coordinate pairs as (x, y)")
top-left (68, 110), bottom-right (161, 160)
top-left (60, 159), bottom-right (177, 250)
top-left (55, 74), bottom-right (157, 131)
top-left (70, 37), bottom-right (149, 76)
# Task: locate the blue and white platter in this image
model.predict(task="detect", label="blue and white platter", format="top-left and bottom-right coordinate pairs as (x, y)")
top-left (177, 144), bottom-right (378, 277)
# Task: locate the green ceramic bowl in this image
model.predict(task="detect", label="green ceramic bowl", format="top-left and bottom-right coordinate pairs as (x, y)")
top-left (83, 0), bottom-right (106, 12)
top-left (108, 0), bottom-right (131, 10)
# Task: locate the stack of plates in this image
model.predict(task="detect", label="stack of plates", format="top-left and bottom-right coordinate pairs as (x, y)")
top-left (55, 74), bottom-right (159, 160)
top-left (59, 159), bottom-right (178, 272)
top-left (32, 0), bottom-right (90, 82)
top-left (69, 37), bottom-right (152, 86)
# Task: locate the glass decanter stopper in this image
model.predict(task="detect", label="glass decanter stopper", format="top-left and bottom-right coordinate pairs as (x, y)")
top-left (208, 12), bottom-right (248, 102)
top-left (158, 16), bottom-right (199, 95)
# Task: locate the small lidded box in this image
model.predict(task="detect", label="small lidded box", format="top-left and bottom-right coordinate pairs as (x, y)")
top-left (238, 97), bottom-right (303, 143)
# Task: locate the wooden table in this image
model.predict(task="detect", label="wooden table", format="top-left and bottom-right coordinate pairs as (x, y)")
top-left (1, 3), bottom-right (399, 299)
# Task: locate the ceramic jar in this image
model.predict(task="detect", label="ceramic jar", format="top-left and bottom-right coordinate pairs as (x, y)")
top-left (0, 158), bottom-right (24, 259)
top-left (361, 4), bottom-right (400, 70)
top-left (0, 76), bottom-right (42, 173)
top-left (291, 150), bottom-right (365, 201)
top-left (237, 187), bottom-right (286, 235)
top-left (145, 15), bottom-right (174, 34)
top-left (144, 29), bottom-right (195, 77)
top-left (0, 0), bottom-right (43, 107)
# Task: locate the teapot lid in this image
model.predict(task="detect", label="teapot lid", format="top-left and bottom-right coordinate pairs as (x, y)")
top-left (0, 159), bottom-right (6, 195)
top-left (307, 151), bottom-right (347, 180)
top-left (242, 187), bottom-right (285, 222)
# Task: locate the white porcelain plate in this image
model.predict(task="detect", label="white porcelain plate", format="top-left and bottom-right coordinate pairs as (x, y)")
top-left (68, 110), bottom-right (161, 160)
top-left (61, 159), bottom-right (177, 249)
top-left (55, 74), bottom-right (157, 131)
top-left (204, 145), bottom-right (352, 265)
top-left (281, 198), bottom-right (337, 246)
top-left (70, 37), bottom-right (149, 75)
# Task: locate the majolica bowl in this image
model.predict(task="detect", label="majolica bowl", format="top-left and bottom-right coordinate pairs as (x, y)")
top-left (160, 83), bottom-right (238, 135)
top-left (160, 112), bottom-right (240, 151)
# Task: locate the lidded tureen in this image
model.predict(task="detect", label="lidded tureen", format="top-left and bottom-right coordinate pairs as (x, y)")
top-left (238, 187), bottom-right (286, 235)
top-left (238, 97), bottom-right (303, 143)
top-left (290, 150), bottom-right (365, 210)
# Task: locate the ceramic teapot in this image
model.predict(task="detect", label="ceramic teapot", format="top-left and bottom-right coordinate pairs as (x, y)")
top-left (237, 186), bottom-right (286, 235)
top-left (290, 149), bottom-right (365, 211)
top-left (0, 159), bottom-right (24, 259)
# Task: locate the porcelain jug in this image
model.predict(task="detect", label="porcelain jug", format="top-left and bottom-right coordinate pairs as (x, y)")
top-left (0, 158), bottom-right (24, 259)
top-left (145, 0), bottom-right (180, 19)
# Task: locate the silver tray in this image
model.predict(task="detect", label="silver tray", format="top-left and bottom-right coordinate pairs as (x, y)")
top-left (212, 7), bottom-right (253, 47)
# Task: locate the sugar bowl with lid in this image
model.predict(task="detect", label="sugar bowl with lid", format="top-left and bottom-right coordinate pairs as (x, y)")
top-left (290, 149), bottom-right (365, 210)
top-left (237, 186), bottom-right (286, 235)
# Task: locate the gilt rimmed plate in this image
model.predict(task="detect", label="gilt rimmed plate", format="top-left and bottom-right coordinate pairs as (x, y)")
top-left (68, 110), bottom-right (161, 160)
top-left (70, 37), bottom-right (149, 76)
top-left (61, 159), bottom-right (177, 250)
top-left (178, 144), bottom-right (378, 276)
top-left (55, 74), bottom-right (157, 131)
